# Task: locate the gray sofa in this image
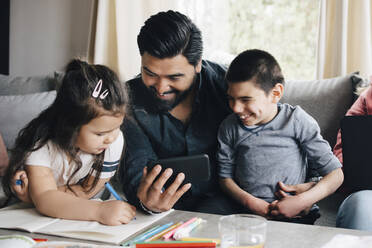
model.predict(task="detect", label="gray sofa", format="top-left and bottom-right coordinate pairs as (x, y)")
top-left (0, 72), bottom-right (367, 226)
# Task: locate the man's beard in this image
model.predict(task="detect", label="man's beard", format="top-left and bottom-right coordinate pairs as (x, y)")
top-left (146, 75), bottom-right (197, 113)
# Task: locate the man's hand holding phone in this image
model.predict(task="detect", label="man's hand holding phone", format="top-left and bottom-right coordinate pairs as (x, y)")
top-left (137, 164), bottom-right (191, 213)
top-left (136, 154), bottom-right (210, 213)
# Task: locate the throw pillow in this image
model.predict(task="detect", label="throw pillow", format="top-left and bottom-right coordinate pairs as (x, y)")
top-left (280, 73), bottom-right (360, 148)
top-left (0, 91), bottom-right (57, 149)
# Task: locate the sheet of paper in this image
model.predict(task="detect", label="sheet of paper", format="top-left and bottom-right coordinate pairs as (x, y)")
top-left (321, 234), bottom-right (372, 248)
top-left (37, 210), bottom-right (174, 244)
top-left (0, 208), bottom-right (59, 232)
top-left (0, 203), bottom-right (174, 245)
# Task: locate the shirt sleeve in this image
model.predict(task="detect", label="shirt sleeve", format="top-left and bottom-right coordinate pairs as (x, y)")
top-left (216, 117), bottom-right (236, 179)
top-left (98, 131), bottom-right (124, 179)
top-left (119, 117), bottom-right (158, 207)
top-left (294, 107), bottom-right (342, 176)
top-left (25, 143), bottom-right (52, 168)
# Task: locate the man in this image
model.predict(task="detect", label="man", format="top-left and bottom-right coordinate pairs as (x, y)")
top-left (120, 10), bottom-right (232, 214)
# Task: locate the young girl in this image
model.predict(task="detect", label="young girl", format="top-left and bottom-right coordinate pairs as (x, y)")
top-left (2, 59), bottom-right (136, 226)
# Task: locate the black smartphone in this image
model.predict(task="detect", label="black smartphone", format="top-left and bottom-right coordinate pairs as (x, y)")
top-left (147, 154), bottom-right (211, 186)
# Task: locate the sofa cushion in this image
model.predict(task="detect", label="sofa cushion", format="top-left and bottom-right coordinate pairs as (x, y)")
top-left (0, 74), bottom-right (57, 96)
top-left (0, 91), bottom-right (57, 149)
top-left (280, 73), bottom-right (360, 148)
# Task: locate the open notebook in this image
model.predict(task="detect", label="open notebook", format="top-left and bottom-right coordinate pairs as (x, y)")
top-left (0, 203), bottom-right (173, 245)
top-left (0, 234), bottom-right (121, 248)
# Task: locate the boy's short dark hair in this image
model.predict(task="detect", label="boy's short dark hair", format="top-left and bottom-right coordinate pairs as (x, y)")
top-left (225, 49), bottom-right (285, 94)
top-left (137, 10), bottom-right (203, 67)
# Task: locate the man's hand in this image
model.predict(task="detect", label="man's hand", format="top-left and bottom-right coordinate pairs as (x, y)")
top-left (137, 165), bottom-right (191, 212)
top-left (12, 170), bottom-right (32, 203)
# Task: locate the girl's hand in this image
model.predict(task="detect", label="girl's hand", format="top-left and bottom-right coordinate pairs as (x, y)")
top-left (12, 170), bottom-right (32, 203)
top-left (97, 200), bottom-right (136, 226)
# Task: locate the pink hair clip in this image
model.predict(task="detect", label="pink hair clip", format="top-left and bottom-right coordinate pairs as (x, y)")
top-left (92, 79), bottom-right (109, 99)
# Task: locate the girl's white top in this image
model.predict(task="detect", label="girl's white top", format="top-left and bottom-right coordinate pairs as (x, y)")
top-left (26, 131), bottom-right (123, 187)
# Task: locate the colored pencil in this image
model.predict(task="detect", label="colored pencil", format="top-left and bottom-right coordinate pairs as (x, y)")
top-left (173, 218), bottom-right (203, 240)
top-left (179, 237), bottom-right (220, 245)
top-left (145, 222), bottom-right (183, 242)
top-left (122, 225), bottom-right (161, 246)
top-left (104, 182), bottom-right (136, 220)
top-left (105, 182), bottom-right (124, 201)
top-left (135, 222), bottom-right (174, 243)
top-left (135, 241), bottom-right (216, 248)
top-left (162, 217), bottom-right (197, 240)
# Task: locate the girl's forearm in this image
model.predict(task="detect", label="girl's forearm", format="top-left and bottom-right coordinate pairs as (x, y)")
top-left (33, 190), bottom-right (102, 221)
top-left (58, 178), bottom-right (108, 199)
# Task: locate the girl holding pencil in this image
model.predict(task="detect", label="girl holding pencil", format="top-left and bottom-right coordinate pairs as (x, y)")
top-left (2, 59), bottom-right (136, 225)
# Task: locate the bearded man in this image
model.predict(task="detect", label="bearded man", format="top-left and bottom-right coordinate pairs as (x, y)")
top-left (121, 10), bottom-right (232, 214)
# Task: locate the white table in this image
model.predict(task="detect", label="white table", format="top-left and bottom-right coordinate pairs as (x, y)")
top-left (1, 210), bottom-right (371, 247)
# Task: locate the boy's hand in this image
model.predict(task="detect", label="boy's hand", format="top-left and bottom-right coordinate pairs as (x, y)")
top-left (269, 195), bottom-right (310, 219)
top-left (98, 200), bottom-right (136, 226)
top-left (246, 196), bottom-right (271, 218)
top-left (274, 181), bottom-right (315, 216)
top-left (275, 181), bottom-right (316, 197)
top-left (12, 170), bottom-right (32, 203)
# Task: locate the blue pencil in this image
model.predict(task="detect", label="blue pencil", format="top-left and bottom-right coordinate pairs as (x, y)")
top-left (133, 222), bottom-right (174, 244)
top-left (122, 225), bottom-right (161, 246)
top-left (104, 182), bottom-right (136, 220)
top-left (105, 182), bottom-right (124, 201)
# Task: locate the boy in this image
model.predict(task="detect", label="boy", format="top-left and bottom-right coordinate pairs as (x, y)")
top-left (217, 49), bottom-right (344, 224)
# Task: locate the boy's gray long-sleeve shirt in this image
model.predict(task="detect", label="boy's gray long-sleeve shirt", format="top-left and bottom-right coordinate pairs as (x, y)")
top-left (217, 103), bottom-right (342, 202)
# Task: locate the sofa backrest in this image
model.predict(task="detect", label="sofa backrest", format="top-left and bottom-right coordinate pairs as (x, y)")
top-left (280, 73), bottom-right (362, 148)
top-left (0, 74), bottom-right (59, 149)
top-left (0, 71), bottom-right (365, 150)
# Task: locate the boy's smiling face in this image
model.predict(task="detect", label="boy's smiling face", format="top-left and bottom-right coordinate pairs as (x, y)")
top-left (227, 80), bottom-right (283, 126)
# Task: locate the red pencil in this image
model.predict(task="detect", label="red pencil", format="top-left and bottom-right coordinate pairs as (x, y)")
top-left (135, 241), bottom-right (216, 248)
top-left (33, 238), bottom-right (48, 242)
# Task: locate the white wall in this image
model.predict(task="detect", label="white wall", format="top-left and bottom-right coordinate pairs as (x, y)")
top-left (10, 0), bottom-right (93, 76)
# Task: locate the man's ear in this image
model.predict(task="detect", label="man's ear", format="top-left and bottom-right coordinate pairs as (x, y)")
top-left (271, 83), bottom-right (284, 103)
top-left (195, 60), bottom-right (202, 73)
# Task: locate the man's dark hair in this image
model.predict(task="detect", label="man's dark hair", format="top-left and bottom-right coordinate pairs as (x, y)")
top-left (225, 49), bottom-right (285, 94)
top-left (137, 10), bottom-right (203, 66)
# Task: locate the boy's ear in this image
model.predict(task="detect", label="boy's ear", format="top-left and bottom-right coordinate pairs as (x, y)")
top-left (195, 60), bottom-right (202, 73)
top-left (271, 83), bottom-right (284, 103)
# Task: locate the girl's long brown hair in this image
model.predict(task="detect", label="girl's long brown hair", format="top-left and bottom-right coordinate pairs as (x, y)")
top-left (2, 59), bottom-right (129, 202)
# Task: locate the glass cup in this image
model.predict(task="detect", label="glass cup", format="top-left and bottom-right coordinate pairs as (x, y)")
top-left (218, 214), bottom-right (267, 248)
